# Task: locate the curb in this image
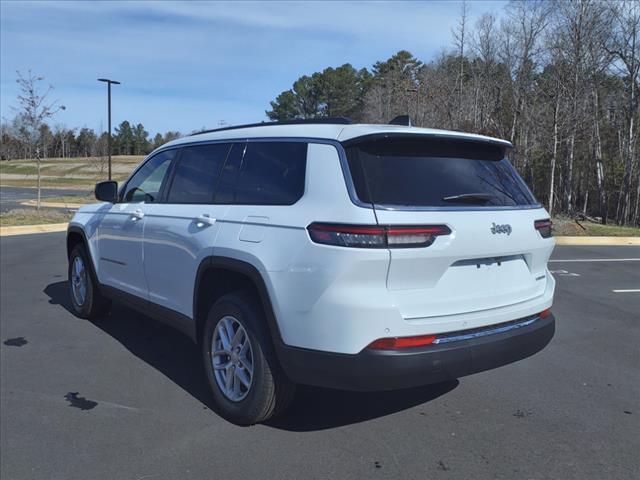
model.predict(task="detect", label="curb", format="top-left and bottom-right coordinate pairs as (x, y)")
top-left (0, 223), bottom-right (68, 237)
top-left (555, 236), bottom-right (640, 246)
top-left (20, 200), bottom-right (83, 209)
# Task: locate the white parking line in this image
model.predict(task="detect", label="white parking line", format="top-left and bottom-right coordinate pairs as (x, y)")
top-left (612, 289), bottom-right (640, 293)
top-left (549, 269), bottom-right (580, 277)
top-left (549, 258), bottom-right (640, 263)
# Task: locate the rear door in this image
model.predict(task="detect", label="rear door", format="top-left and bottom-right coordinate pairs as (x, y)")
top-left (344, 135), bottom-right (554, 320)
top-left (142, 142), bottom-right (231, 318)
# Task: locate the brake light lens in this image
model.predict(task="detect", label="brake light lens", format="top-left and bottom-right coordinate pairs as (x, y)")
top-left (367, 334), bottom-right (437, 350)
top-left (534, 219), bottom-right (553, 238)
top-left (307, 223), bottom-right (451, 248)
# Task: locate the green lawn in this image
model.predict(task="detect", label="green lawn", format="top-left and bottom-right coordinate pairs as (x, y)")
top-left (0, 208), bottom-right (72, 226)
top-left (0, 155), bottom-right (142, 190)
top-left (552, 217), bottom-right (640, 236)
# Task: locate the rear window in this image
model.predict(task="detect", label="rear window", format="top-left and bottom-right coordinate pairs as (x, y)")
top-left (345, 136), bottom-right (537, 208)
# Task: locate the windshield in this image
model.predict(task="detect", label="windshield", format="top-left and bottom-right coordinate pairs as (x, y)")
top-left (344, 135), bottom-right (538, 208)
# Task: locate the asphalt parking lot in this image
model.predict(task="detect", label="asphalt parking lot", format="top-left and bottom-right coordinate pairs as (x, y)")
top-left (0, 187), bottom-right (86, 212)
top-left (1, 233), bottom-right (638, 480)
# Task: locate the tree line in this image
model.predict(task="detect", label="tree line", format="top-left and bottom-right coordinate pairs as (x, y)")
top-left (1, 116), bottom-right (181, 160)
top-left (267, 0), bottom-right (639, 226)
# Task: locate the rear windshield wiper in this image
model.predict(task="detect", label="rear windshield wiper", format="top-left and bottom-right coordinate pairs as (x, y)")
top-left (442, 193), bottom-right (493, 204)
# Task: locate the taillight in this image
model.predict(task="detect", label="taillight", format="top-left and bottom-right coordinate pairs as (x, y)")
top-left (367, 334), bottom-right (437, 350)
top-left (307, 223), bottom-right (451, 248)
top-left (534, 219), bottom-right (553, 238)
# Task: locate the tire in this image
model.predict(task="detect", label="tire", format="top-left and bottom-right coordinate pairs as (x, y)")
top-left (68, 244), bottom-right (111, 319)
top-left (202, 291), bottom-right (295, 425)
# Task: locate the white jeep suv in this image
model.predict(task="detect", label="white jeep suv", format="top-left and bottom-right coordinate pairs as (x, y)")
top-left (67, 119), bottom-right (556, 425)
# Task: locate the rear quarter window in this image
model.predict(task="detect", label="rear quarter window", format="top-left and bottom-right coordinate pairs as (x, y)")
top-left (234, 142), bottom-right (307, 205)
top-left (345, 136), bottom-right (538, 208)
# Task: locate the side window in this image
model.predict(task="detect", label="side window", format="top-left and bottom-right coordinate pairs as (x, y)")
top-left (166, 143), bottom-right (231, 204)
top-left (213, 142), bottom-right (244, 204)
top-left (234, 142), bottom-right (307, 205)
top-left (122, 150), bottom-right (175, 203)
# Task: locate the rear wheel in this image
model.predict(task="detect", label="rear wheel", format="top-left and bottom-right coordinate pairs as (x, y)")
top-left (68, 244), bottom-right (111, 319)
top-left (202, 292), bottom-right (295, 425)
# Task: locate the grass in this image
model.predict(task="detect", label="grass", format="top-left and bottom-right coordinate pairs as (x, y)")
top-left (0, 155), bottom-right (143, 190)
top-left (552, 217), bottom-right (640, 237)
top-left (0, 208), bottom-right (72, 226)
top-left (53, 194), bottom-right (94, 205)
top-left (0, 177), bottom-right (106, 189)
top-left (18, 194), bottom-right (94, 208)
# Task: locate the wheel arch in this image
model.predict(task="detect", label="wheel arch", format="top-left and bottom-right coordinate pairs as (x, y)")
top-left (66, 226), bottom-right (89, 259)
top-left (193, 257), bottom-right (284, 349)
top-left (66, 225), bottom-right (107, 300)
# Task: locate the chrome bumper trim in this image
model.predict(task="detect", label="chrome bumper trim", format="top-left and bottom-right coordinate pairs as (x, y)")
top-left (433, 315), bottom-right (541, 345)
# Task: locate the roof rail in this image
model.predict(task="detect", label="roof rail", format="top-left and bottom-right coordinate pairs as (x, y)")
top-left (190, 117), bottom-right (353, 136)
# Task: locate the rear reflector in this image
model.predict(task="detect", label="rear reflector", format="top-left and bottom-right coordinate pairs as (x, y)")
top-left (534, 219), bottom-right (553, 238)
top-left (367, 334), bottom-right (437, 350)
top-left (307, 223), bottom-right (450, 248)
top-left (368, 311), bottom-right (552, 350)
top-left (539, 308), bottom-right (552, 319)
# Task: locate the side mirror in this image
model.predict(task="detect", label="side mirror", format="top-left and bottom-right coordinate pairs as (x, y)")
top-left (95, 181), bottom-right (118, 203)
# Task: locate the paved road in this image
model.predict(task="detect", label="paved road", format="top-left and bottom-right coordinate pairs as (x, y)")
top-left (0, 186), bottom-right (88, 212)
top-left (1, 234), bottom-right (638, 480)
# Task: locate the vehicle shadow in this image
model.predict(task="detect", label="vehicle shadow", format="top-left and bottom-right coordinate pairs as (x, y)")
top-left (44, 281), bottom-right (215, 410)
top-left (265, 380), bottom-right (458, 432)
top-left (44, 281), bottom-right (458, 431)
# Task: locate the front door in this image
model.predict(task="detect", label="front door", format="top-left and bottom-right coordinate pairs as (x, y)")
top-left (97, 149), bottom-right (176, 299)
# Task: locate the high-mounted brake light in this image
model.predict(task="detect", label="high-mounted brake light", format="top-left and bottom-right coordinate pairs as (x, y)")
top-left (307, 223), bottom-right (451, 248)
top-left (534, 219), bottom-right (553, 238)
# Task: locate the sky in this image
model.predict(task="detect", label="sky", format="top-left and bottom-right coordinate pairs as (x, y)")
top-left (0, 0), bottom-right (506, 136)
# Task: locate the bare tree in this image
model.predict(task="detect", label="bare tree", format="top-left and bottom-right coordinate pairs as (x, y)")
top-left (605, 0), bottom-right (640, 225)
top-left (500, 0), bottom-right (551, 181)
top-left (452, 1), bottom-right (469, 129)
top-left (471, 13), bottom-right (500, 133)
top-left (13, 70), bottom-right (65, 209)
top-left (585, 2), bottom-right (613, 223)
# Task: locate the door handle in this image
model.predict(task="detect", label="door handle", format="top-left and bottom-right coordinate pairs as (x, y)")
top-left (196, 214), bottom-right (216, 227)
top-left (131, 209), bottom-right (144, 220)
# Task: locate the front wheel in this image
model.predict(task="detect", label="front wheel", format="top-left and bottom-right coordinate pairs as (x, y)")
top-left (68, 244), bottom-right (111, 319)
top-left (202, 292), bottom-right (295, 425)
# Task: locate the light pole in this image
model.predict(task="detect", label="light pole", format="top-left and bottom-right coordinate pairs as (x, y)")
top-left (98, 78), bottom-right (121, 180)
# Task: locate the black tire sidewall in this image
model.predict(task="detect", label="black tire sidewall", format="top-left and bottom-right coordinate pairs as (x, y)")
top-left (68, 245), bottom-right (96, 318)
top-left (202, 293), bottom-right (275, 424)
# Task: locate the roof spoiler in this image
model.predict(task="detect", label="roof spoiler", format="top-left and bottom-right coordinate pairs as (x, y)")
top-left (389, 115), bottom-right (412, 126)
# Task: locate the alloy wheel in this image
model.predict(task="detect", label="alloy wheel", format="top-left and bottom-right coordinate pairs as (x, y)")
top-left (211, 315), bottom-right (254, 402)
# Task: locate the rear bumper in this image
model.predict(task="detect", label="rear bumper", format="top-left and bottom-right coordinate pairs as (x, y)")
top-left (277, 313), bottom-right (555, 391)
